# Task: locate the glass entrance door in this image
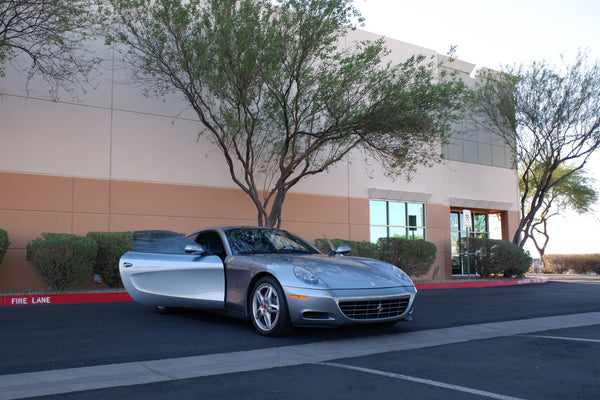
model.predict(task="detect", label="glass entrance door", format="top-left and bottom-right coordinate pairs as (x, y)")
top-left (450, 211), bottom-right (490, 275)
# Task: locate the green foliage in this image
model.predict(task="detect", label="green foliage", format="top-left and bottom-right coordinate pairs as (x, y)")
top-left (87, 231), bottom-right (132, 287)
top-left (26, 233), bottom-right (97, 290)
top-left (314, 238), bottom-right (378, 258)
top-left (521, 164), bottom-right (597, 257)
top-left (377, 237), bottom-right (436, 277)
top-left (475, 52), bottom-right (600, 250)
top-left (0, 0), bottom-right (107, 92)
top-left (109, 0), bottom-right (471, 227)
top-left (466, 238), bottom-right (531, 278)
top-left (542, 254), bottom-right (600, 274)
top-left (527, 165), bottom-right (598, 214)
top-left (0, 229), bottom-right (10, 265)
top-left (314, 237), bottom-right (436, 277)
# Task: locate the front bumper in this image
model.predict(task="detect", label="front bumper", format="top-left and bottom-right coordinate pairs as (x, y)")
top-left (283, 285), bottom-right (417, 327)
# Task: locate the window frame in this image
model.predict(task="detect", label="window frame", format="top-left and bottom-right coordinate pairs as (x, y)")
top-left (369, 199), bottom-right (427, 242)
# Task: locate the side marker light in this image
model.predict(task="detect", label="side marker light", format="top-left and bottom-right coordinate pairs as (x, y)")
top-left (289, 295), bottom-right (308, 299)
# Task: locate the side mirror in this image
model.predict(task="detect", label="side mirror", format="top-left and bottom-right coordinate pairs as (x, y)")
top-left (332, 246), bottom-right (351, 256)
top-left (184, 244), bottom-right (205, 255)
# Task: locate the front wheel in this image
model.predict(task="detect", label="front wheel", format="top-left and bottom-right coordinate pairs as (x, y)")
top-left (250, 276), bottom-right (293, 337)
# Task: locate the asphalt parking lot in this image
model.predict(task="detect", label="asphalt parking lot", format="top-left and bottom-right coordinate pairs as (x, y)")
top-left (1, 277), bottom-right (599, 399)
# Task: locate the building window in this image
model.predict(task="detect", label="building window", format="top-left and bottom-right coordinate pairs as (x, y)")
top-left (370, 200), bottom-right (426, 242)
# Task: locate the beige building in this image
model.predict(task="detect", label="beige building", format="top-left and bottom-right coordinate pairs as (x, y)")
top-left (0, 30), bottom-right (519, 289)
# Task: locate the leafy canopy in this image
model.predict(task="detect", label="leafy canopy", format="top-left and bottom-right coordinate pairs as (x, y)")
top-left (475, 51), bottom-right (600, 249)
top-left (0, 0), bottom-right (108, 94)
top-left (523, 163), bottom-right (597, 257)
top-left (109, 0), bottom-right (470, 227)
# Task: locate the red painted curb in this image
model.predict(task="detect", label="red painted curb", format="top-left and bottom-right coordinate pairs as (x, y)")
top-left (414, 277), bottom-right (549, 290)
top-left (1, 292), bottom-right (133, 306)
top-left (1, 278), bottom-right (548, 305)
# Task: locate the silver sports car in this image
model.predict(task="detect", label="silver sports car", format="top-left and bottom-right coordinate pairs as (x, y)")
top-left (119, 227), bottom-right (417, 336)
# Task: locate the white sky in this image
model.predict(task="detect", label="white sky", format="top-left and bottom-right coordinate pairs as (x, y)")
top-left (355, 0), bottom-right (600, 256)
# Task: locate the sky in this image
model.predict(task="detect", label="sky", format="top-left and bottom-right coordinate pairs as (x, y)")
top-left (355, 0), bottom-right (600, 256)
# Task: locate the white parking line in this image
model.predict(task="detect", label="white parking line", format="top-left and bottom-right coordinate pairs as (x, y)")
top-left (321, 362), bottom-right (526, 400)
top-left (522, 335), bottom-right (600, 344)
top-left (1, 311), bottom-right (599, 399)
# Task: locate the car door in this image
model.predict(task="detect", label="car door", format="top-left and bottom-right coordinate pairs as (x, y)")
top-left (120, 231), bottom-right (225, 309)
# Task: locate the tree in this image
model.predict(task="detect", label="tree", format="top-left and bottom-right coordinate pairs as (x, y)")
top-left (109, 0), bottom-right (470, 227)
top-left (475, 52), bottom-right (600, 248)
top-left (524, 164), bottom-right (597, 260)
top-left (0, 0), bottom-right (107, 93)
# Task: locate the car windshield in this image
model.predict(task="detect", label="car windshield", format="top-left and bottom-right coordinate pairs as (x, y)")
top-left (225, 228), bottom-right (320, 255)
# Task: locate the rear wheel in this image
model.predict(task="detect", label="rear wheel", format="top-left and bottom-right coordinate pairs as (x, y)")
top-left (250, 276), bottom-right (293, 337)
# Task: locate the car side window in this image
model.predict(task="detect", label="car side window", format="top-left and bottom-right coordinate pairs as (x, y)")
top-left (195, 232), bottom-right (227, 261)
top-left (133, 230), bottom-right (199, 254)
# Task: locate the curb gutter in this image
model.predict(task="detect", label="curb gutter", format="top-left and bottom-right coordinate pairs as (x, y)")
top-left (1, 278), bottom-right (548, 306)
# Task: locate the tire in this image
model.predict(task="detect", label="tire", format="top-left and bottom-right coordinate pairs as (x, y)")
top-left (249, 276), bottom-right (293, 337)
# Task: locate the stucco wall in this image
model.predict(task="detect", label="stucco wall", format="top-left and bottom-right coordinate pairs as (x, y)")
top-left (0, 30), bottom-right (520, 288)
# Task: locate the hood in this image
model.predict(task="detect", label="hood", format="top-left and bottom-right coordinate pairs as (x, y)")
top-left (250, 254), bottom-right (406, 289)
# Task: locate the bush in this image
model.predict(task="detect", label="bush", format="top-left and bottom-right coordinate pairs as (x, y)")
top-left (465, 238), bottom-right (531, 278)
top-left (463, 237), bottom-right (503, 278)
top-left (0, 229), bottom-right (9, 265)
top-left (377, 237), bottom-right (437, 277)
top-left (314, 238), bottom-right (378, 258)
top-left (543, 254), bottom-right (600, 274)
top-left (87, 232), bottom-right (132, 287)
top-left (315, 237), bottom-right (437, 277)
top-left (26, 233), bottom-right (97, 290)
top-left (493, 240), bottom-right (531, 278)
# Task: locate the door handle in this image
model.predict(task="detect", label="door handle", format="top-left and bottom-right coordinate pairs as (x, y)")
top-left (123, 262), bottom-right (133, 268)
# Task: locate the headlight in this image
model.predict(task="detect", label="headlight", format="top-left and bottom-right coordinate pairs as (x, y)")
top-left (294, 266), bottom-right (320, 285)
top-left (392, 266), bottom-right (413, 284)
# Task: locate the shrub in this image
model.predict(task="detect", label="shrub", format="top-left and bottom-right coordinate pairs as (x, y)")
top-left (26, 233), bottom-right (97, 290)
top-left (0, 229), bottom-right (9, 265)
top-left (87, 232), bottom-right (132, 287)
top-left (543, 254), bottom-right (600, 274)
top-left (314, 238), bottom-right (378, 258)
top-left (493, 240), bottom-right (531, 278)
top-left (376, 237), bottom-right (437, 277)
top-left (314, 237), bottom-right (437, 277)
top-left (463, 237), bottom-right (503, 278)
top-left (465, 238), bottom-right (531, 278)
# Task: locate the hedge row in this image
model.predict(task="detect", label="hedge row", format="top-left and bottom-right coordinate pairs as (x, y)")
top-left (542, 254), bottom-right (600, 274)
top-left (461, 238), bottom-right (531, 278)
top-left (87, 232), bottom-right (133, 287)
top-left (26, 232), bottom-right (132, 290)
top-left (0, 229), bottom-right (10, 265)
top-left (314, 237), bottom-right (437, 277)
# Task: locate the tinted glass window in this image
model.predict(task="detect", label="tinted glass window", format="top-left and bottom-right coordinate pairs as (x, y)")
top-left (369, 200), bottom-right (426, 242)
top-left (225, 228), bottom-right (319, 255)
top-left (132, 230), bottom-right (197, 254)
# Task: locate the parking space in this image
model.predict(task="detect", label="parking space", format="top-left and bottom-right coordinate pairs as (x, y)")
top-left (2, 280), bottom-right (599, 399)
top-left (328, 325), bottom-right (600, 400)
top-left (13, 320), bottom-right (600, 400)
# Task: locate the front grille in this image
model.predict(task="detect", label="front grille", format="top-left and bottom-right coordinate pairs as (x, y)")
top-left (339, 297), bottom-right (410, 320)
